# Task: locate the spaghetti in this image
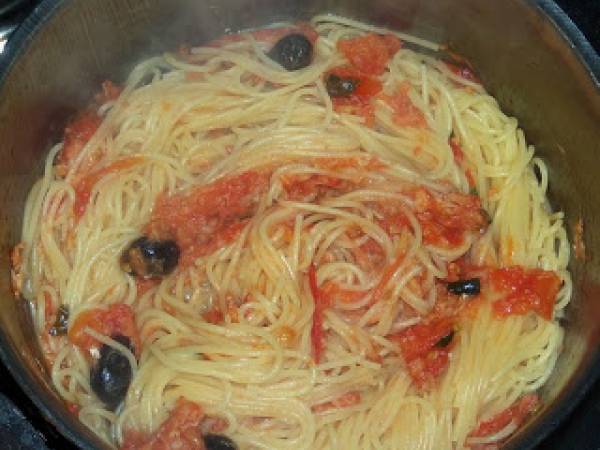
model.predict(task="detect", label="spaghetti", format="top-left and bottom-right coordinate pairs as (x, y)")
top-left (12, 14), bottom-right (571, 450)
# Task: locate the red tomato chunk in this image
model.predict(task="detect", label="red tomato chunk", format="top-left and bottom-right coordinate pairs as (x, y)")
top-left (147, 171), bottom-right (270, 267)
top-left (471, 394), bottom-right (539, 438)
top-left (337, 33), bottom-right (402, 75)
top-left (390, 316), bottom-right (455, 388)
top-left (68, 303), bottom-right (140, 356)
top-left (490, 267), bottom-right (561, 320)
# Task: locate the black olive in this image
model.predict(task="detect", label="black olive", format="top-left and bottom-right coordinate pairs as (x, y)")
top-left (120, 236), bottom-right (180, 278)
top-left (447, 278), bottom-right (480, 296)
top-left (267, 34), bottom-right (313, 71)
top-left (90, 335), bottom-right (133, 411)
top-left (49, 305), bottom-right (69, 336)
top-left (435, 330), bottom-right (455, 348)
top-left (204, 434), bottom-right (238, 450)
top-left (325, 74), bottom-right (358, 97)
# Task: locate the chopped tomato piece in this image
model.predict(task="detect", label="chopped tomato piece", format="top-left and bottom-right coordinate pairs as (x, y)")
top-left (470, 394), bottom-right (539, 438)
top-left (73, 156), bottom-right (143, 218)
top-left (389, 316), bottom-right (455, 388)
top-left (308, 263), bottom-right (330, 364)
top-left (382, 81), bottom-right (427, 128)
top-left (411, 187), bottom-right (487, 247)
top-left (121, 398), bottom-right (205, 450)
top-left (147, 171), bottom-right (270, 267)
top-left (337, 33), bottom-right (402, 75)
top-left (312, 391), bottom-right (362, 413)
top-left (392, 316), bottom-right (454, 362)
top-left (57, 112), bottom-right (102, 168)
top-left (490, 267), bottom-right (561, 320)
top-left (445, 62), bottom-right (481, 84)
top-left (68, 303), bottom-right (140, 356)
top-left (282, 173), bottom-right (353, 202)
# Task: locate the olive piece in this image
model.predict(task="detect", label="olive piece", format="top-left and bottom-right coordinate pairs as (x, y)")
top-left (435, 330), bottom-right (455, 348)
top-left (267, 34), bottom-right (313, 71)
top-left (447, 278), bottom-right (480, 296)
top-left (120, 236), bottom-right (180, 279)
top-left (204, 434), bottom-right (238, 450)
top-left (90, 335), bottom-right (133, 411)
top-left (49, 305), bottom-right (69, 336)
top-left (325, 74), bottom-right (358, 97)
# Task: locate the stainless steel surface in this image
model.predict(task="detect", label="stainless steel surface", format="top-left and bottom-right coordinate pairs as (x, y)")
top-left (0, 1), bottom-right (598, 449)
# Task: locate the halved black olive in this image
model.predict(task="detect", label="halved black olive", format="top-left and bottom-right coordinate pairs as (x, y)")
top-left (204, 434), bottom-right (238, 450)
top-left (90, 335), bottom-right (133, 411)
top-left (447, 278), bottom-right (480, 296)
top-left (267, 34), bottom-right (313, 71)
top-left (325, 74), bottom-right (358, 97)
top-left (435, 330), bottom-right (455, 348)
top-left (49, 305), bottom-right (69, 336)
top-left (120, 236), bottom-right (180, 278)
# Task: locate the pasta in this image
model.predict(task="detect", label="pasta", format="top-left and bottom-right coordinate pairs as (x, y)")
top-left (12, 14), bottom-right (571, 450)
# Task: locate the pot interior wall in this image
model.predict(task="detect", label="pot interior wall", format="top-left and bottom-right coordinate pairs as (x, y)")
top-left (0, 0), bottom-right (598, 448)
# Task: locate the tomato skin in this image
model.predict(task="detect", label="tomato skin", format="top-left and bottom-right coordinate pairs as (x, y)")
top-left (68, 303), bottom-right (140, 356)
top-left (148, 171), bottom-right (269, 266)
top-left (121, 398), bottom-right (205, 450)
top-left (337, 33), bottom-right (402, 75)
top-left (490, 267), bottom-right (561, 320)
top-left (471, 394), bottom-right (539, 438)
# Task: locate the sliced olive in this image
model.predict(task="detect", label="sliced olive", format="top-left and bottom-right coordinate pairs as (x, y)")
top-left (120, 236), bottom-right (179, 278)
top-left (268, 34), bottom-right (313, 71)
top-left (49, 305), bottom-right (69, 336)
top-left (90, 335), bottom-right (133, 411)
top-left (325, 74), bottom-right (358, 97)
top-left (447, 278), bottom-right (480, 296)
top-left (204, 434), bottom-right (238, 450)
top-left (435, 330), bottom-right (455, 348)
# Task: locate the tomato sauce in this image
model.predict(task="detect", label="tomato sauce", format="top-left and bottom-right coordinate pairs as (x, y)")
top-left (470, 394), bottom-right (539, 438)
top-left (337, 33), bottom-right (402, 76)
top-left (411, 188), bottom-right (487, 247)
top-left (147, 171), bottom-right (269, 267)
top-left (381, 81), bottom-right (427, 128)
top-left (73, 156), bottom-right (143, 218)
top-left (68, 303), bottom-right (140, 356)
top-left (121, 398), bottom-right (205, 450)
top-left (490, 267), bottom-right (561, 320)
top-left (389, 315), bottom-right (455, 388)
top-left (282, 173), bottom-right (354, 202)
top-left (57, 112), bottom-right (102, 168)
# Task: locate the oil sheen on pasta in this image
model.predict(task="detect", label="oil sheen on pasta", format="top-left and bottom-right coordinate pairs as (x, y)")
top-left (13, 14), bottom-right (571, 450)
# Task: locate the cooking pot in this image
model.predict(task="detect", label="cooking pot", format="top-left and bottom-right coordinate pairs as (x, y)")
top-left (0, 0), bottom-right (598, 448)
